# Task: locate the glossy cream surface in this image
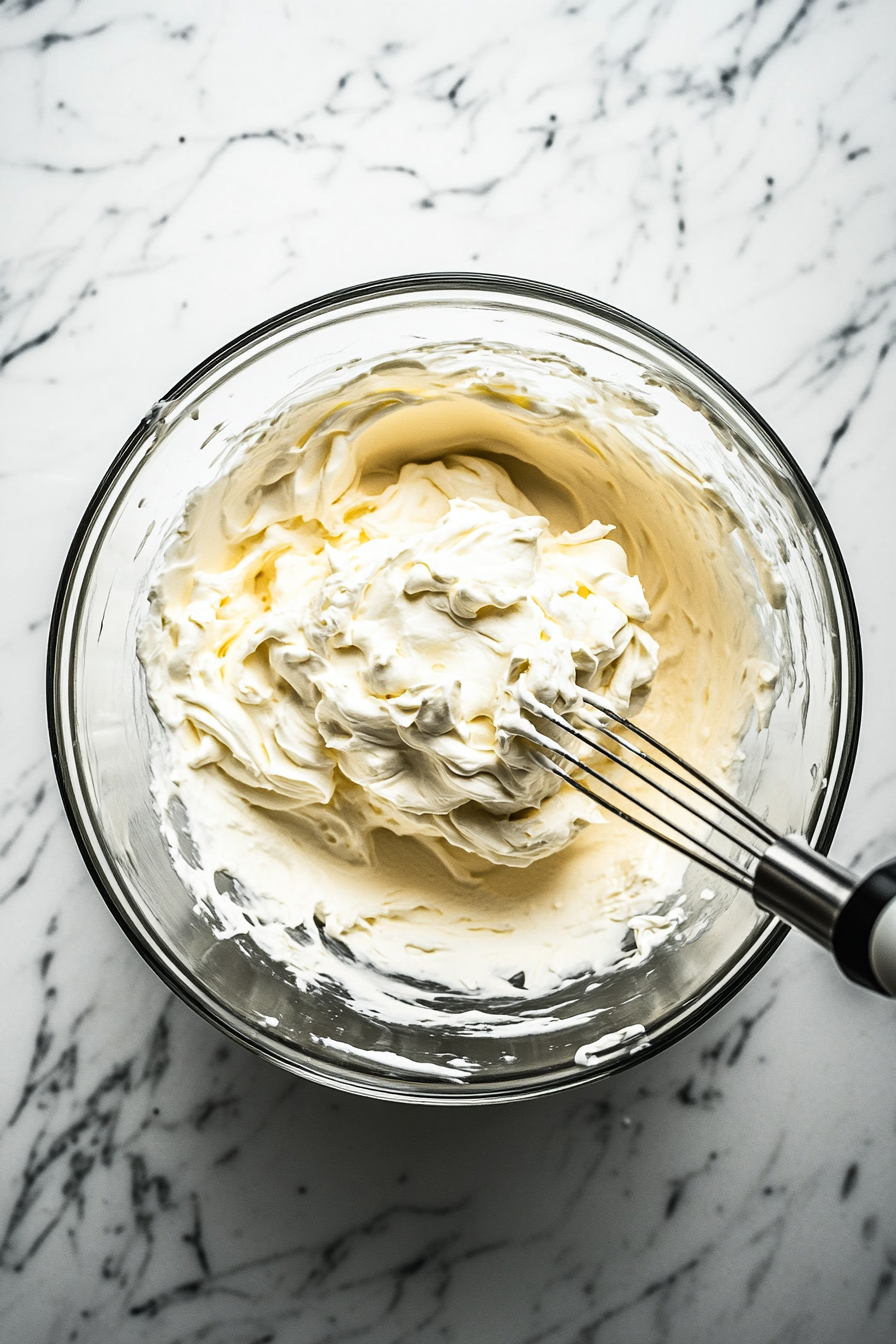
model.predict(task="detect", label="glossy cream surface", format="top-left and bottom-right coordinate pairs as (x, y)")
top-left (138, 350), bottom-right (777, 1023)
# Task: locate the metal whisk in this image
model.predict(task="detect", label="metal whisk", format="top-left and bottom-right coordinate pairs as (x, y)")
top-left (515, 690), bottom-right (896, 997)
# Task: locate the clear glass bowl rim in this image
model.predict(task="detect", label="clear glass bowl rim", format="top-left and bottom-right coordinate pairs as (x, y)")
top-left (47, 271), bottom-right (863, 1105)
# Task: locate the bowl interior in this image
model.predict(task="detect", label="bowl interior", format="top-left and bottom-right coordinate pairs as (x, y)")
top-left (50, 277), bottom-right (860, 1103)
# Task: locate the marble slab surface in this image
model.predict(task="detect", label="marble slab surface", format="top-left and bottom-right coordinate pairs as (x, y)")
top-left (2, 1), bottom-right (896, 1340)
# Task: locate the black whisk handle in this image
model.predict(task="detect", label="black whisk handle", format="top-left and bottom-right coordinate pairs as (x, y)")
top-left (755, 840), bottom-right (896, 995)
top-left (832, 860), bottom-right (896, 995)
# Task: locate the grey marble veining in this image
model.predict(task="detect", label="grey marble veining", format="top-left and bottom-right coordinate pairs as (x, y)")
top-left (2, 1), bottom-right (896, 1341)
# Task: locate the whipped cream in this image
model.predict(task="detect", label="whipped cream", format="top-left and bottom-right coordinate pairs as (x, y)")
top-left (138, 350), bottom-right (777, 1027)
top-left (143, 455), bottom-right (658, 869)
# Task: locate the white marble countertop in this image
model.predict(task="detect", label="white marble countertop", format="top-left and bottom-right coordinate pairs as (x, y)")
top-left (3, 1), bottom-right (896, 1340)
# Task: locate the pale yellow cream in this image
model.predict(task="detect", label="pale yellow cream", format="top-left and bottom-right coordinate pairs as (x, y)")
top-left (138, 353), bottom-right (776, 1020)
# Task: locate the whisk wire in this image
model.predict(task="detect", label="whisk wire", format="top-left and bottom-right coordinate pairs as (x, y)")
top-left (580, 692), bottom-right (777, 846)
top-left (531, 700), bottom-right (766, 864)
top-left (523, 695), bottom-right (777, 892)
top-left (535, 752), bottom-right (754, 892)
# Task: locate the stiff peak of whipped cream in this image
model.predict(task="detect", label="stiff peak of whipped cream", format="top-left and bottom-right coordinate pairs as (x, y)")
top-left (140, 453), bottom-right (658, 867)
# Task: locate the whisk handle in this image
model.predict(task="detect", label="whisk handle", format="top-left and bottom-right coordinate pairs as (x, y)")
top-left (752, 844), bottom-right (896, 994)
top-left (832, 860), bottom-right (896, 995)
top-left (754, 838), bottom-right (854, 948)
top-left (755, 840), bottom-right (896, 995)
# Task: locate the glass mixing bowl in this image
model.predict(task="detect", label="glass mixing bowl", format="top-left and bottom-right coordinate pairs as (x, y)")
top-left (48, 274), bottom-right (861, 1104)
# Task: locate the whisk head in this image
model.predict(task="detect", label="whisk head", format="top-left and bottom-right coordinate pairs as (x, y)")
top-left (516, 690), bottom-right (779, 892)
